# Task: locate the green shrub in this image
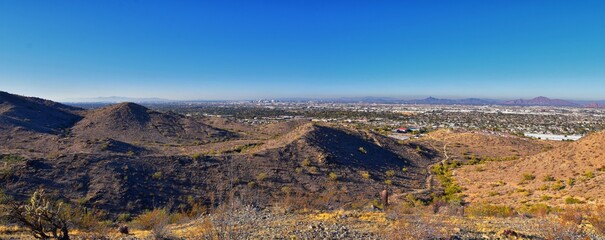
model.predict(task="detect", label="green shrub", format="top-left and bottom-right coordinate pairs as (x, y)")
top-left (132, 209), bottom-right (169, 230)
top-left (567, 178), bottom-right (576, 187)
top-left (358, 147), bottom-right (367, 154)
top-left (301, 158), bottom-right (311, 166)
top-left (551, 181), bottom-right (565, 191)
top-left (522, 173), bottom-right (536, 181)
top-left (466, 204), bottom-right (516, 218)
top-left (564, 197), bottom-right (584, 204)
top-left (359, 171), bottom-right (370, 179)
top-left (256, 172), bottom-right (268, 182)
top-left (519, 203), bottom-right (552, 217)
top-left (543, 175), bottom-right (555, 182)
top-left (328, 172), bottom-right (338, 181)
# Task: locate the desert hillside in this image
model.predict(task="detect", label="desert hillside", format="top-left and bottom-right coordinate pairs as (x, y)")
top-left (455, 131), bottom-right (605, 206)
top-left (0, 92), bottom-right (438, 215)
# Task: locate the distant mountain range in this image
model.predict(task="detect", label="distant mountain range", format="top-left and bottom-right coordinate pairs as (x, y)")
top-left (56, 94), bottom-right (605, 108)
top-left (501, 96), bottom-right (579, 107)
top-left (319, 96), bottom-right (605, 108)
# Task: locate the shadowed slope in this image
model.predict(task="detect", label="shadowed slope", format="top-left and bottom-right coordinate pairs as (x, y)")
top-left (0, 91), bottom-right (82, 134)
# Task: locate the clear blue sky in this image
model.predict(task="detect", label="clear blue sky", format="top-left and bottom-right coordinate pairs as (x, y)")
top-left (1, 1), bottom-right (604, 100)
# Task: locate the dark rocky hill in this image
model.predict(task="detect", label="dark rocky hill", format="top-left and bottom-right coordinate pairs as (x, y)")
top-left (0, 91), bottom-right (439, 215)
top-left (0, 91), bottom-right (83, 134)
top-left (72, 102), bottom-right (232, 144)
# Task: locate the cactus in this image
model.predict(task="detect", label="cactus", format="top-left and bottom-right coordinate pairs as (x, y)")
top-left (7, 190), bottom-right (70, 240)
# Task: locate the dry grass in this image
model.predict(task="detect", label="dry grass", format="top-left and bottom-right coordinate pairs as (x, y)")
top-left (455, 131), bottom-right (605, 206)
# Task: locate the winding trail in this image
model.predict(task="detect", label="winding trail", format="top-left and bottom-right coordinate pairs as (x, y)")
top-left (395, 133), bottom-right (455, 199)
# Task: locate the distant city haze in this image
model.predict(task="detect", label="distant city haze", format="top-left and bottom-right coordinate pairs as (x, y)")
top-left (1, 1), bottom-right (604, 101)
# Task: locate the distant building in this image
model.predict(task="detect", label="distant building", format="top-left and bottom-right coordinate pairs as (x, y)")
top-left (395, 127), bottom-right (408, 133)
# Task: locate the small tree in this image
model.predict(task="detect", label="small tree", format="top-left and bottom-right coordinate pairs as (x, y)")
top-left (6, 190), bottom-right (70, 240)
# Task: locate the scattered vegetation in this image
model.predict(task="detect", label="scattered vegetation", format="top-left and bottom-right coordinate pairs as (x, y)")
top-left (358, 171), bottom-right (370, 179)
top-left (466, 203), bottom-right (516, 218)
top-left (358, 147), bottom-right (367, 154)
top-left (328, 172), bottom-right (338, 181)
top-left (432, 161), bottom-right (463, 203)
top-left (542, 175), bottom-right (556, 182)
top-left (564, 196), bottom-right (584, 205)
top-left (522, 173), bottom-right (536, 181)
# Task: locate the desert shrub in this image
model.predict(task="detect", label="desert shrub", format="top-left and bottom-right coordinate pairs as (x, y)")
top-left (0, 188), bottom-right (10, 204)
top-left (308, 166), bottom-right (318, 174)
top-left (358, 147), bottom-right (367, 154)
top-left (522, 173), bottom-right (536, 181)
top-left (295, 167), bottom-right (303, 174)
top-left (191, 153), bottom-right (202, 160)
top-left (587, 205), bottom-right (605, 234)
top-left (280, 186), bottom-right (291, 195)
top-left (551, 181), bottom-right (565, 191)
top-left (564, 196), bottom-right (584, 205)
top-left (301, 158), bottom-right (311, 166)
top-left (382, 215), bottom-right (451, 239)
top-left (152, 171), bottom-right (163, 180)
top-left (386, 170), bottom-right (396, 178)
top-left (358, 170), bottom-right (370, 179)
top-left (518, 204), bottom-right (552, 217)
top-left (151, 220), bottom-right (177, 240)
top-left (61, 204), bottom-right (108, 233)
top-left (328, 172), bottom-right (338, 181)
top-left (1, 154), bottom-right (25, 162)
top-left (538, 184), bottom-right (549, 191)
top-left (132, 208), bottom-right (170, 230)
top-left (401, 167), bottom-right (408, 172)
top-left (193, 205), bottom-right (259, 240)
top-left (538, 218), bottom-right (587, 240)
top-left (117, 213), bottom-right (131, 222)
top-left (256, 172), bottom-right (268, 182)
top-left (466, 203), bottom-right (516, 218)
top-left (541, 195), bottom-right (552, 201)
top-left (543, 175), bottom-right (556, 182)
top-left (558, 207), bottom-right (588, 225)
top-left (567, 177), bottom-right (576, 187)
top-left (432, 161), bottom-right (463, 203)
top-left (384, 179), bottom-right (393, 185)
top-left (583, 171), bottom-right (594, 179)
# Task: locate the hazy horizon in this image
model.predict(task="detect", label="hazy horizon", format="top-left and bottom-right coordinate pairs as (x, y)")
top-left (1, 1), bottom-right (604, 101)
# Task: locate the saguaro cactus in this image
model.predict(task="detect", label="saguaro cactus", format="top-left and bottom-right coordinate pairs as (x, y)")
top-left (380, 189), bottom-right (389, 208)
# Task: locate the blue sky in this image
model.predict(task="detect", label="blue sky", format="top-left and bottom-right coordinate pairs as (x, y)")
top-left (1, 1), bottom-right (604, 100)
